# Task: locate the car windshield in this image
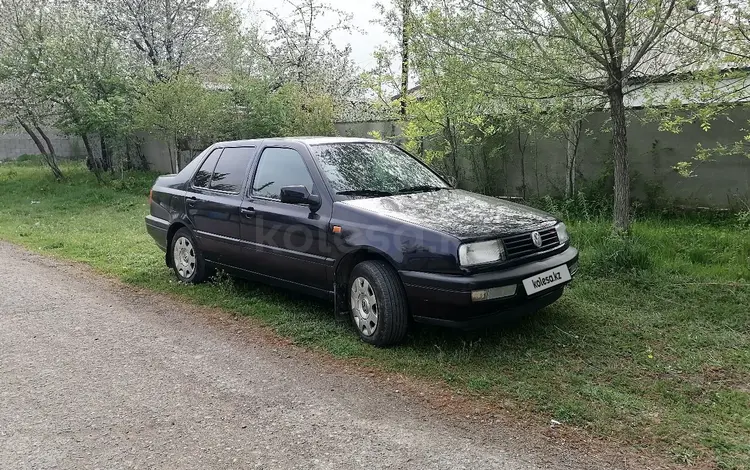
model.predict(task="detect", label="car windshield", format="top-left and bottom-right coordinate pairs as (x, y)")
top-left (311, 143), bottom-right (449, 196)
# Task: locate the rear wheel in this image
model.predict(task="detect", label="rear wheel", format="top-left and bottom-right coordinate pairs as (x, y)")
top-left (349, 260), bottom-right (409, 347)
top-left (170, 228), bottom-right (208, 284)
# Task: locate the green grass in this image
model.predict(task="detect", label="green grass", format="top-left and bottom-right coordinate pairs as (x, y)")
top-left (2, 162), bottom-right (749, 469)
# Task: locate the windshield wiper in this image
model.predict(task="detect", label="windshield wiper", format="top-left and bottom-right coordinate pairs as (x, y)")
top-left (336, 189), bottom-right (393, 197)
top-left (396, 185), bottom-right (446, 194)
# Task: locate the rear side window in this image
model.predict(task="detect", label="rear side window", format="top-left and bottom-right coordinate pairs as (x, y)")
top-left (193, 149), bottom-right (222, 188)
top-left (252, 148), bottom-right (314, 200)
top-left (209, 147), bottom-right (255, 194)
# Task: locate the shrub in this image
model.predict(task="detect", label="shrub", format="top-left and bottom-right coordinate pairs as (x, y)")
top-left (586, 235), bottom-right (653, 277)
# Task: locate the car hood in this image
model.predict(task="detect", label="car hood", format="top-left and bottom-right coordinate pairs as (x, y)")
top-left (341, 189), bottom-right (556, 240)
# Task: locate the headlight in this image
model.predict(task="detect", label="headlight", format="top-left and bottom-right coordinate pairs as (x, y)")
top-left (556, 222), bottom-right (570, 244)
top-left (458, 239), bottom-right (506, 267)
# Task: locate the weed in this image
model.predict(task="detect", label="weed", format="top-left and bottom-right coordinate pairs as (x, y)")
top-left (210, 270), bottom-right (237, 295)
top-left (586, 234), bottom-right (653, 277)
top-left (737, 210), bottom-right (750, 230)
top-left (532, 191), bottom-right (610, 222)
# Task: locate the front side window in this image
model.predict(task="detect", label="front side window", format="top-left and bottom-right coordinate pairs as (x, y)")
top-left (252, 148), bottom-right (314, 200)
top-left (209, 147), bottom-right (255, 194)
top-left (311, 143), bottom-right (448, 195)
top-left (193, 148), bottom-right (223, 188)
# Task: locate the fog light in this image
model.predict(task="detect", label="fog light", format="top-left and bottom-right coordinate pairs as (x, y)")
top-left (471, 285), bottom-right (517, 302)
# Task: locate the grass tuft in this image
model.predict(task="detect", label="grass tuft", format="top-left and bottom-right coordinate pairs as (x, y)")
top-left (587, 234), bottom-right (653, 276)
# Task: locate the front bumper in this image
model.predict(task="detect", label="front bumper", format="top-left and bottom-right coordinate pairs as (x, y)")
top-left (399, 246), bottom-right (578, 329)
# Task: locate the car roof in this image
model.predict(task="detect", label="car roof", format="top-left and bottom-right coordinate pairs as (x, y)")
top-left (214, 136), bottom-right (386, 147)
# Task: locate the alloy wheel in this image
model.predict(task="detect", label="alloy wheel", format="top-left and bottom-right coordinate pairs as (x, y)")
top-left (351, 276), bottom-right (378, 336)
top-left (173, 236), bottom-right (196, 280)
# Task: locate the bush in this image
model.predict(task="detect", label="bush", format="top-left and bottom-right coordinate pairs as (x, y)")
top-left (586, 235), bottom-right (653, 277)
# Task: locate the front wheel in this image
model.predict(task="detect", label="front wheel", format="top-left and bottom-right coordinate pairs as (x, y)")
top-left (349, 260), bottom-right (409, 347)
top-left (170, 228), bottom-right (208, 284)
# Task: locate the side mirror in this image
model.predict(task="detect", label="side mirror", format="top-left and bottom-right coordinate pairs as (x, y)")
top-left (445, 176), bottom-right (458, 188)
top-left (280, 185), bottom-right (322, 212)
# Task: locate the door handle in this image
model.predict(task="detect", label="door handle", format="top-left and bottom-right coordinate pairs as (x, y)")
top-left (240, 208), bottom-right (255, 218)
top-left (186, 196), bottom-right (197, 207)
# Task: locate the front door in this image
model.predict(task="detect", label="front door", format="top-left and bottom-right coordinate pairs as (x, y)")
top-left (238, 146), bottom-right (333, 292)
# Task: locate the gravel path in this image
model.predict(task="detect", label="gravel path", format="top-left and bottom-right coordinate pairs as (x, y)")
top-left (0, 242), bottom-right (635, 469)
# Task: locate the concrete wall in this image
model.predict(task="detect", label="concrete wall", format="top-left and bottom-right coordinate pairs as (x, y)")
top-left (136, 133), bottom-right (215, 174)
top-left (0, 125), bottom-right (181, 175)
top-left (3, 115), bottom-right (748, 207)
top-left (506, 108), bottom-right (750, 207)
top-left (335, 110), bottom-right (750, 208)
top-left (138, 133), bottom-right (174, 173)
top-left (0, 127), bottom-right (87, 161)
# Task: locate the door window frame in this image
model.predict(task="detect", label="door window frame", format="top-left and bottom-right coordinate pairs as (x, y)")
top-left (190, 147), bottom-right (223, 191)
top-left (190, 146), bottom-right (257, 196)
top-left (247, 146), bottom-right (320, 204)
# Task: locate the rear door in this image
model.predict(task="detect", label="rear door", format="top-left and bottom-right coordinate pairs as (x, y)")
top-left (238, 145), bottom-right (334, 293)
top-left (187, 146), bottom-right (256, 265)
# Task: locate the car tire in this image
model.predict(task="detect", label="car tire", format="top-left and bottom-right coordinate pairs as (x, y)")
top-left (170, 228), bottom-right (208, 284)
top-left (349, 260), bottom-right (409, 347)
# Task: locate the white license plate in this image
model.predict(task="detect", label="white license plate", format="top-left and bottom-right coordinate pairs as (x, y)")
top-left (523, 265), bottom-right (571, 295)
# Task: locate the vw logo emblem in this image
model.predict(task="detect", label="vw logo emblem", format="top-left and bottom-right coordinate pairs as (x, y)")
top-left (531, 231), bottom-right (543, 248)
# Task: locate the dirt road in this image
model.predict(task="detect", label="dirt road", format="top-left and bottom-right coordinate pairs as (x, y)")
top-left (0, 242), bottom-right (632, 469)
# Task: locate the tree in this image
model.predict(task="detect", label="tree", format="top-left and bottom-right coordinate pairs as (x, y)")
top-left (257, 0), bottom-right (361, 104)
top-left (374, 0), bottom-right (418, 117)
top-left (228, 77), bottom-right (337, 139)
top-left (102, 0), bottom-right (236, 82)
top-left (401, 48), bottom-right (486, 183)
top-left (423, 0), bottom-right (719, 231)
top-left (0, 0), bottom-right (343, 179)
top-left (40, 5), bottom-right (137, 177)
top-left (135, 75), bottom-right (228, 172)
top-left (0, 0), bottom-right (64, 179)
top-left (382, 7), bottom-right (594, 197)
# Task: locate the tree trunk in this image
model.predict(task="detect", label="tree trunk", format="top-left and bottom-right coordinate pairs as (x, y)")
top-left (175, 136), bottom-right (181, 172)
top-left (137, 143), bottom-right (149, 171)
top-left (167, 139), bottom-right (176, 174)
top-left (445, 116), bottom-right (459, 181)
top-left (608, 88), bottom-right (630, 232)
top-left (517, 128), bottom-right (528, 200)
top-left (124, 138), bottom-right (132, 170)
top-left (100, 135), bottom-right (112, 172)
top-left (81, 133), bottom-right (104, 183)
top-left (400, 0), bottom-right (411, 118)
top-left (34, 124), bottom-right (65, 181)
top-left (565, 119), bottom-right (583, 199)
top-left (16, 117), bottom-right (64, 180)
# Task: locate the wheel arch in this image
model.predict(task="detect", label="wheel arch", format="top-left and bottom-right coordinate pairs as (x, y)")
top-left (165, 221), bottom-right (189, 268)
top-left (333, 248), bottom-right (402, 316)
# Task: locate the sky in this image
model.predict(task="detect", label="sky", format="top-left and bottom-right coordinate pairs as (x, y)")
top-left (238, 0), bottom-right (391, 72)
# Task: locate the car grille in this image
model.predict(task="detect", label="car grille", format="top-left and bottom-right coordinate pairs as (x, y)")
top-left (503, 226), bottom-right (560, 259)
